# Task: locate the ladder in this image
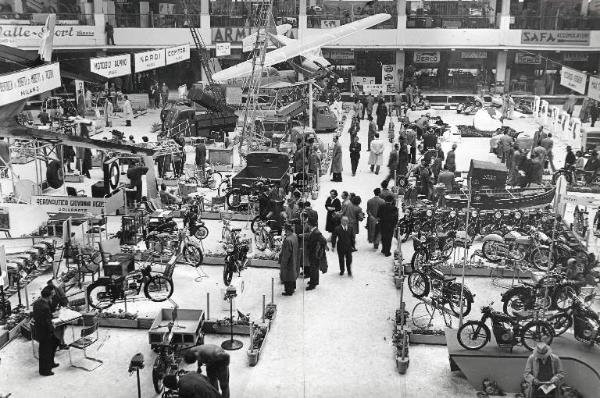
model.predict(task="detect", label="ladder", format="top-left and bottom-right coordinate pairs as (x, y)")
top-left (189, 27), bottom-right (214, 84)
top-left (239, 1), bottom-right (274, 150)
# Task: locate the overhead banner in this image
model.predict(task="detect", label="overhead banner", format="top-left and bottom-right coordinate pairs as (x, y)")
top-left (216, 42), bottom-right (231, 57)
top-left (515, 52), bottom-right (541, 65)
top-left (461, 51), bottom-right (487, 59)
top-left (0, 25), bottom-right (96, 47)
top-left (414, 51), bottom-right (440, 64)
top-left (560, 67), bottom-right (587, 95)
top-left (212, 27), bottom-right (297, 43)
top-left (135, 49), bottom-right (166, 73)
top-left (588, 76), bottom-right (600, 102)
top-left (521, 30), bottom-right (590, 46)
top-left (0, 63), bottom-right (61, 107)
top-left (90, 54), bottom-right (131, 78)
top-left (381, 64), bottom-right (397, 93)
top-left (31, 195), bottom-right (116, 215)
top-left (165, 44), bottom-right (190, 65)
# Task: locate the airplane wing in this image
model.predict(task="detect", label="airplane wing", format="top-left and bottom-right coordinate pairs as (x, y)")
top-left (212, 13), bottom-right (391, 82)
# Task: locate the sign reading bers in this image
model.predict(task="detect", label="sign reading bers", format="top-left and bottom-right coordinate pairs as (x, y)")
top-left (135, 49), bottom-right (166, 73)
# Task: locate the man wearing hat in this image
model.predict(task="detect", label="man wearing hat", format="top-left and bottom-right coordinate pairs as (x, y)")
top-left (523, 343), bottom-right (565, 398)
top-left (279, 223), bottom-right (298, 295)
top-left (32, 286), bottom-right (59, 376)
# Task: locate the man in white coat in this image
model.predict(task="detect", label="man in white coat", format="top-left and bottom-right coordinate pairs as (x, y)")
top-left (123, 95), bottom-right (133, 127)
top-left (368, 133), bottom-right (385, 175)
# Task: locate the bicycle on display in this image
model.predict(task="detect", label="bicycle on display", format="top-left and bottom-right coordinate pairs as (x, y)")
top-left (181, 164), bottom-right (222, 191)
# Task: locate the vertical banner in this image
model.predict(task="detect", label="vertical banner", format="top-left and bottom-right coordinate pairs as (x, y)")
top-left (588, 76), bottom-right (600, 102)
top-left (75, 79), bottom-right (85, 114)
top-left (0, 245), bottom-right (6, 288)
top-left (381, 64), bottom-right (397, 93)
top-left (215, 42), bottom-right (231, 57)
top-left (560, 67), bottom-right (588, 94)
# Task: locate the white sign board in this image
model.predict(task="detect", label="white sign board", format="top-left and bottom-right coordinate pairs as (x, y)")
top-left (381, 64), bottom-right (396, 93)
top-left (414, 51), bottom-right (440, 64)
top-left (216, 42), bottom-right (231, 57)
top-left (351, 76), bottom-right (376, 88)
top-left (560, 66), bottom-right (587, 95)
top-left (242, 35), bottom-right (255, 52)
top-left (165, 44), bottom-right (190, 65)
top-left (31, 195), bottom-right (122, 215)
top-left (0, 25), bottom-right (96, 47)
top-left (588, 76), bottom-right (600, 102)
top-left (0, 63), bottom-right (61, 107)
top-left (90, 54), bottom-right (131, 78)
top-left (461, 51), bottom-right (487, 59)
top-left (225, 86), bottom-right (243, 105)
top-left (0, 246), bottom-right (6, 288)
top-left (135, 49), bottom-right (166, 73)
top-left (363, 84), bottom-right (385, 95)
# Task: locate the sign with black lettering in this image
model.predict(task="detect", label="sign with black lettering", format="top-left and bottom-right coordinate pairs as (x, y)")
top-left (560, 66), bottom-right (587, 95)
top-left (90, 54), bottom-right (131, 78)
top-left (0, 63), bottom-right (61, 106)
top-left (165, 44), bottom-right (190, 65)
top-left (0, 25), bottom-right (95, 47)
top-left (32, 195), bottom-right (110, 215)
top-left (588, 76), bottom-right (600, 102)
top-left (521, 30), bottom-right (590, 46)
top-left (515, 53), bottom-right (541, 65)
top-left (212, 27), bottom-right (297, 43)
top-left (414, 51), bottom-right (440, 64)
top-left (135, 49), bottom-right (166, 73)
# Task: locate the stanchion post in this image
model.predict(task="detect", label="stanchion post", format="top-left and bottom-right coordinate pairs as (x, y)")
top-left (458, 178), bottom-right (471, 328)
top-left (262, 294), bottom-right (265, 323)
top-left (123, 291), bottom-right (128, 313)
top-left (206, 292), bottom-right (210, 320)
top-left (24, 284), bottom-right (29, 310)
top-left (271, 278), bottom-right (274, 305)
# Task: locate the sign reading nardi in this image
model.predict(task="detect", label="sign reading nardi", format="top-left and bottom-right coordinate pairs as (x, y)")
top-left (521, 30), bottom-right (590, 46)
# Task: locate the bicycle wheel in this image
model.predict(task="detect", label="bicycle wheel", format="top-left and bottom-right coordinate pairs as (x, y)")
top-left (226, 191), bottom-right (242, 209)
top-left (207, 172), bottom-right (222, 191)
top-left (547, 312), bottom-right (572, 336)
top-left (218, 182), bottom-right (229, 197)
top-left (553, 285), bottom-right (577, 310)
top-left (86, 282), bottom-right (114, 310)
top-left (144, 276), bottom-right (174, 302)
top-left (407, 271), bottom-right (429, 298)
top-left (410, 250), bottom-right (428, 271)
top-left (448, 283), bottom-right (472, 317)
top-left (184, 245), bottom-right (204, 267)
top-left (457, 321), bottom-right (490, 350)
top-left (152, 356), bottom-right (167, 393)
top-left (250, 216), bottom-right (261, 234)
top-left (521, 320), bottom-right (554, 351)
top-left (255, 229), bottom-right (268, 251)
top-left (411, 302), bottom-right (434, 330)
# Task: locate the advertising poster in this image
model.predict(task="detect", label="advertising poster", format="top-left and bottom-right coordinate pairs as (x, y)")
top-left (216, 42), bottom-right (231, 57)
top-left (165, 44), bottom-right (190, 65)
top-left (90, 54), bottom-right (131, 78)
top-left (135, 49), bottom-right (166, 73)
top-left (381, 64), bottom-right (396, 93)
top-left (560, 67), bottom-right (587, 95)
top-left (588, 76), bottom-right (600, 102)
top-left (0, 63), bottom-right (61, 106)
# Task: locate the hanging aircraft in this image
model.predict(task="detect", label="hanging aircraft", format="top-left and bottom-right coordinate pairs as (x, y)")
top-left (211, 13), bottom-right (391, 82)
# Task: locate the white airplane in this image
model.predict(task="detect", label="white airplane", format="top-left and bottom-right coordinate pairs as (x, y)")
top-left (211, 13), bottom-right (391, 82)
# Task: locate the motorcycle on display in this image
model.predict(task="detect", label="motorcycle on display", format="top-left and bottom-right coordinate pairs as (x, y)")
top-left (182, 200), bottom-right (209, 240)
top-left (501, 271), bottom-right (581, 316)
top-left (86, 262), bottom-right (174, 309)
top-left (147, 216), bottom-right (178, 236)
top-left (224, 178), bottom-right (271, 211)
top-left (456, 97), bottom-right (482, 115)
top-left (457, 303), bottom-right (554, 351)
top-left (408, 261), bottom-right (475, 316)
top-left (552, 165), bottom-right (600, 186)
top-left (253, 220), bottom-right (283, 252)
top-left (398, 206), bottom-right (416, 243)
top-left (548, 294), bottom-right (600, 345)
top-left (223, 233), bottom-right (251, 286)
top-left (410, 230), bottom-right (456, 271)
top-left (479, 210), bottom-right (506, 236)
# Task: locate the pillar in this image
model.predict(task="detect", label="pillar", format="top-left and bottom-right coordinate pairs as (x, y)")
top-left (13, 0), bottom-right (23, 13)
top-left (499, 0), bottom-right (511, 30)
top-left (200, 0), bottom-right (210, 30)
top-left (299, 0), bottom-right (307, 33)
top-left (396, 50), bottom-right (405, 92)
top-left (397, 0), bottom-right (406, 30)
top-left (139, 1), bottom-right (149, 28)
top-left (496, 50), bottom-right (508, 93)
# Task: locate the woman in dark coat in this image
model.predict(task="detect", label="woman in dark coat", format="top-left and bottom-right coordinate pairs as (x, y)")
top-left (376, 99), bottom-right (387, 131)
top-left (324, 189), bottom-right (341, 234)
top-left (397, 144), bottom-right (409, 176)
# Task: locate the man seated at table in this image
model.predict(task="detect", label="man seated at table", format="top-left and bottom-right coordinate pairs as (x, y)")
top-left (159, 183), bottom-right (182, 206)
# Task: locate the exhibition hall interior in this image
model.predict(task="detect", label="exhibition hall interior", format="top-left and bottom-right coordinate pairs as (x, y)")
top-left (0, 0), bottom-right (599, 397)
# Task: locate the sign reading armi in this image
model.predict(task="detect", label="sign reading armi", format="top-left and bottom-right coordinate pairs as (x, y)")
top-left (521, 30), bottom-right (590, 46)
top-left (212, 27), bottom-right (297, 43)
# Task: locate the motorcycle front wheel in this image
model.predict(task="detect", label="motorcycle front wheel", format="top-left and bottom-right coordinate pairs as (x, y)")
top-left (250, 216), bottom-right (261, 234)
top-left (448, 283), bottom-right (472, 317)
top-left (184, 245), bottom-right (204, 267)
top-left (207, 171), bottom-right (223, 190)
top-left (530, 247), bottom-right (551, 271)
top-left (407, 271), bottom-right (429, 298)
top-left (87, 282), bottom-right (114, 310)
top-left (144, 276), bottom-right (174, 302)
top-left (520, 321), bottom-right (554, 351)
top-left (194, 225), bottom-right (209, 240)
top-left (410, 250), bottom-right (428, 271)
top-left (457, 321), bottom-right (490, 350)
top-left (223, 261), bottom-right (234, 286)
top-left (482, 240), bottom-right (503, 262)
top-left (547, 312), bottom-right (572, 336)
top-left (152, 356), bottom-right (167, 393)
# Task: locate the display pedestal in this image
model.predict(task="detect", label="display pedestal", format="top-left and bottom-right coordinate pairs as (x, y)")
top-left (446, 328), bottom-right (600, 396)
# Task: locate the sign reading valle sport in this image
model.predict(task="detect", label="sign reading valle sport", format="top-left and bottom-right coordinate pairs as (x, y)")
top-left (90, 54), bottom-right (131, 78)
top-left (165, 44), bottom-right (190, 66)
top-left (521, 30), bottom-right (590, 46)
top-left (135, 49), bottom-right (166, 73)
top-left (560, 67), bottom-right (587, 95)
top-left (0, 63), bottom-right (61, 107)
top-left (0, 25), bottom-right (96, 47)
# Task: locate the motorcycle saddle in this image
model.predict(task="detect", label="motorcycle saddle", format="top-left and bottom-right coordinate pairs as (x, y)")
top-left (444, 276), bottom-right (456, 282)
top-left (231, 228), bottom-right (242, 232)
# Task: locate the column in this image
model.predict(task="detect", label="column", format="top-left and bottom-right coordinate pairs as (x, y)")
top-left (299, 0), bottom-right (307, 33)
top-left (396, 50), bottom-right (406, 92)
top-left (499, 0), bottom-right (511, 31)
top-left (496, 50), bottom-right (508, 93)
top-left (397, 0), bottom-right (406, 31)
top-left (13, 0), bottom-right (23, 13)
top-left (200, 0), bottom-right (210, 30)
top-left (139, 1), bottom-right (149, 28)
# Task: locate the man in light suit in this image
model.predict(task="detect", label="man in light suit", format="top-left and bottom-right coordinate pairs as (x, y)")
top-left (331, 216), bottom-right (355, 276)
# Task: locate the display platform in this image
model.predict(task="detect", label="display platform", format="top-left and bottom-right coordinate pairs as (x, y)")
top-left (447, 328), bottom-right (600, 396)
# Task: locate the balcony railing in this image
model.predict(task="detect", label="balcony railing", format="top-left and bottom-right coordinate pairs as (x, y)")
top-left (510, 15), bottom-right (600, 30)
top-left (307, 12), bottom-right (398, 29)
top-left (0, 13), bottom-right (95, 25)
top-left (105, 14), bottom-right (201, 28)
top-left (210, 7), bottom-right (298, 28)
top-left (407, 14), bottom-right (496, 29)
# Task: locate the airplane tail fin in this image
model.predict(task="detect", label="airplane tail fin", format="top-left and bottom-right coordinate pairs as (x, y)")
top-left (37, 14), bottom-right (55, 63)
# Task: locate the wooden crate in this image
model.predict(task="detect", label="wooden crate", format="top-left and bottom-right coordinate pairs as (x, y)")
top-left (148, 308), bottom-right (205, 345)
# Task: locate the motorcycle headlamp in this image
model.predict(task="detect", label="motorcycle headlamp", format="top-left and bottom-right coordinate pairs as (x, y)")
top-left (471, 210), bottom-right (478, 217)
top-left (226, 244), bottom-right (234, 253)
top-left (495, 211), bottom-right (501, 219)
top-left (426, 209), bottom-right (433, 217)
top-left (450, 210), bottom-right (456, 218)
top-left (515, 212), bottom-right (521, 220)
